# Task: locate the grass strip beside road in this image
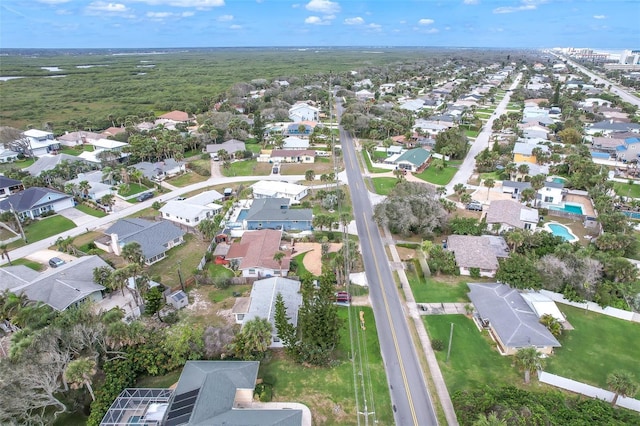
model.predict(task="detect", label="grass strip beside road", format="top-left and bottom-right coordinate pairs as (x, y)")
top-left (24, 215), bottom-right (76, 244)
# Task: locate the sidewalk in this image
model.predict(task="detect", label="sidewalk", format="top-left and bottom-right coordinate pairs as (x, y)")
top-left (382, 227), bottom-right (459, 426)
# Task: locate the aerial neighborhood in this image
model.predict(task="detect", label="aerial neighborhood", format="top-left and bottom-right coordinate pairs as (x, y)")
top-left (0, 46), bottom-right (639, 426)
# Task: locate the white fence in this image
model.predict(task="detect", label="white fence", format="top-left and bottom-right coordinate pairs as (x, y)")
top-left (538, 371), bottom-right (640, 413)
top-left (539, 289), bottom-right (640, 323)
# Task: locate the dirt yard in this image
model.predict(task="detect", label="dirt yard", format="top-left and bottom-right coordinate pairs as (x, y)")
top-left (293, 242), bottom-right (342, 276)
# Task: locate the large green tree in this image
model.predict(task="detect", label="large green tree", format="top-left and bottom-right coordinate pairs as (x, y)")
top-left (514, 347), bottom-right (544, 384)
top-left (607, 370), bottom-right (638, 406)
top-left (230, 317), bottom-right (273, 360)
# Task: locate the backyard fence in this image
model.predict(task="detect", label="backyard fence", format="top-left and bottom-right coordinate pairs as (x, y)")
top-left (539, 289), bottom-right (640, 323)
top-left (538, 371), bottom-right (640, 413)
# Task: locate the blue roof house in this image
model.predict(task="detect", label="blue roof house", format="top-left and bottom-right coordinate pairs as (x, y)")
top-left (615, 137), bottom-right (640, 162)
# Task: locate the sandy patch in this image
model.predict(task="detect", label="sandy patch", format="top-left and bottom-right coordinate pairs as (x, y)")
top-left (293, 242), bottom-right (342, 276)
top-left (395, 246), bottom-right (416, 261)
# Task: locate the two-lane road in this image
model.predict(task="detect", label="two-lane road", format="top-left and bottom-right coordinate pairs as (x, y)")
top-left (338, 106), bottom-right (438, 425)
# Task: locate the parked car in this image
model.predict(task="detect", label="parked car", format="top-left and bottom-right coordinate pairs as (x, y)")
top-left (272, 166), bottom-right (279, 174)
top-left (136, 192), bottom-right (153, 202)
top-left (49, 257), bottom-right (66, 268)
top-left (466, 201), bottom-right (483, 211)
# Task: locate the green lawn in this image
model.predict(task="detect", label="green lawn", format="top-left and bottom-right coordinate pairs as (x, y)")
top-left (464, 129), bottom-right (480, 138)
top-left (372, 150), bottom-right (388, 160)
top-left (292, 252), bottom-right (313, 277)
top-left (167, 171), bottom-right (209, 187)
top-left (372, 177), bottom-right (398, 195)
top-left (424, 315), bottom-right (521, 393)
top-left (0, 158), bottom-right (35, 173)
top-left (363, 151), bottom-right (389, 173)
top-left (118, 182), bottom-right (148, 197)
top-left (259, 306), bottom-right (393, 425)
top-left (479, 171), bottom-right (502, 181)
top-left (415, 165), bottom-right (457, 186)
top-left (207, 263), bottom-right (234, 279)
top-left (613, 182), bottom-right (640, 199)
top-left (147, 234), bottom-right (209, 288)
top-left (24, 215), bottom-right (76, 243)
top-left (74, 204), bottom-right (107, 218)
top-left (136, 369), bottom-right (182, 388)
top-left (207, 284), bottom-right (251, 304)
top-left (2, 257), bottom-right (45, 271)
top-left (60, 145), bottom-right (94, 156)
top-left (245, 143), bottom-right (262, 154)
top-left (545, 304), bottom-right (640, 397)
top-left (222, 160), bottom-right (271, 177)
top-left (408, 274), bottom-right (471, 303)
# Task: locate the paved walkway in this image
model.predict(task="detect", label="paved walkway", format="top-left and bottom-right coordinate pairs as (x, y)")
top-left (418, 303), bottom-right (469, 315)
top-left (383, 227), bottom-right (459, 426)
top-left (58, 207), bottom-right (97, 227)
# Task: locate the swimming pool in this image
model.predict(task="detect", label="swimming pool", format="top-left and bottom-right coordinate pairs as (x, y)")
top-left (236, 209), bottom-right (250, 221)
top-left (551, 177), bottom-right (567, 184)
top-left (549, 203), bottom-right (584, 215)
top-left (622, 211), bottom-right (640, 220)
top-left (545, 223), bottom-right (578, 242)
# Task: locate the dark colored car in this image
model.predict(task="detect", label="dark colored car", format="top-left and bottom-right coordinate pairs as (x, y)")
top-left (136, 192), bottom-right (153, 202)
top-left (49, 257), bottom-right (66, 268)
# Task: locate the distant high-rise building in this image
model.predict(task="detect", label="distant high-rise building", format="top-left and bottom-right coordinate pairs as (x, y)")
top-left (620, 49), bottom-right (640, 65)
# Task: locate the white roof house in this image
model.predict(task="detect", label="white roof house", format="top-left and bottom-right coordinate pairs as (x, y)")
top-left (288, 102), bottom-right (319, 122)
top-left (160, 190), bottom-right (224, 227)
top-left (282, 136), bottom-right (310, 150)
top-left (251, 180), bottom-right (309, 203)
top-left (521, 292), bottom-right (566, 322)
top-left (17, 129), bottom-right (59, 157)
top-left (90, 138), bottom-right (128, 151)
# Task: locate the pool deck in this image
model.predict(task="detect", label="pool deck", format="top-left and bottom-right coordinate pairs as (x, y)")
top-left (564, 193), bottom-right (595, 217)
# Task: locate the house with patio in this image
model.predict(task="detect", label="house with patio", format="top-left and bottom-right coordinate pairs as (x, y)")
top-left (485, 199), bottom-right (539, 233)
top-left (226, 229), bottom-right (291, 278)
top-left (536, 181), bottom-right (565, 207)
top-left (159, 190), bottom-right (224, 227)
top-left (132, 159), bottom-right (185, 181)
top-left (394, 147), bottom-right (432, 172)
top-left (243, 198), bottom-right (313, 231)
top-left (98, 218), bottom-right (185, 265)
top-left (68, 171), bottom-right (114, 202)
top-left (467, 283), bottom-right (561, 355)
top-left (446, 235), bottom-right (509, 278)
top-left (251, 181), bottom-right (309, 203)
top-left (0, 187), bottom-right (74, 220)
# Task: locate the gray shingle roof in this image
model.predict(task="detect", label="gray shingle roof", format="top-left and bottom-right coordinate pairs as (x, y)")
top-left (243, 277), bottom-right (302, 334)
top-left (105, 218), bottom-right (185, 260)
top-left (446, 235), bottom-right (499, 270)
top-left (0, 176), bottom-right (22, 189)
top-left (486, 199), bottom-right (538, 229)
top-left (25, 154), bottom-right (86, 176)
top-left (468, 283), bottom-right (560, 349)
top-left (0, 187), bottom-right (71, 213)
top-left (0, 265), bottom-right (40, 291)
top-left (245, 198), bottom-right (312, 223)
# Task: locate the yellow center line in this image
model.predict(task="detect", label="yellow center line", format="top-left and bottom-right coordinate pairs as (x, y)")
top-left (362, 211), bottom-right (418, 426)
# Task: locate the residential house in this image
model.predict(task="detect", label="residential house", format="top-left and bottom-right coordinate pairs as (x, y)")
top-left (25, 153), bottom-right (89, 177)
top-left (133, 159), bottom-right (185, 181)
top-left (379, 83), bottom-right (396, 94)
top-left (158, 110), bottom-right (191, 122)
top-left (269, 149), bottom-right (316, 164)
top-left (285, 121), bottom-right (318, 136)
top-left (513, 142), bottom-right (548, 164)
top-left (0, 176), bottom-right (24, 198)
top-left (446, 235), bottom-right (509, 277)
top-left (57, 130), bottom-right (103, 147)
top-left (288, 102), bottom-right (320, 122)
top-left (160, 190), bottom-right (224, 227)
top-left (100, 361), bottom-right (307, 426)
top-left (101, 127), bottom-right (126, 138)
top-left (501, 180), bottom-right (532, 199)
top-left (0, 147), bottom-right (19, 163)
top-left (243, 198), bottom-right (313, 231)
top-left (226, 229), bottom-right (291, 278)
top-left (518, 122), bottom-right (550, 140)
top-left (12, 129), bottom-right (59, 157)
top-left (467, 283), bottom-right (561, 355)
top-left (586, 120), bottom-right (640, 136)
top-left (353, 78), bottom-right (373, 89)
top-left (0, 187), bottom-right (74, 220)
top-left (240, 277), bottom-right (303, 347)
top-left (98, 218), bottom-right (185, 265)
top-left (68, 171), bottom-right (114, 202)
top-left (356, 89), bottom-right (375, 100)
top-left (0, 255), bottom-right (110, 311)
top-left (485, 199), bottom-right (539, 233)
top-left (206, 139), bottom-right (246, 156)
top-left (536, 181), bottom-right (565, 207)
top-left (251, 181), bottom-right (309, 203)
top-left (399, 99), bottom-right (425, 112)
top-left (282, 136), bottom-right (310, 150)
top-left (394, 147), bottom-right (431, 172)
top-left (591, 136), bottom-right (622, 154)
top-left (520, 292), bottom-right (566, 323)
top-left (615, 137), bottom-right (640, 162)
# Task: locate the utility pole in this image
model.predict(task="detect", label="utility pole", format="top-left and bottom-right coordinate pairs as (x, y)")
top-left (446, 322), bottom-right (454, 363)
top-left (8, 201), bottom-right (27, 243)
top-left (177, 260), bottom-right (185, 292)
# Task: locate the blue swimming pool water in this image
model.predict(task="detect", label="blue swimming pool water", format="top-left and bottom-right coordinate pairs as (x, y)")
top-left (552, 177), bottom-right (567, 184)
top-left (622, 211), bottom-right (640, 220)
top-left (549, 203), bottom-right (584, 215)
top-left (548, 223), bottom-right (575, 241)
top-left (236, 209), bottom-right (249, 221)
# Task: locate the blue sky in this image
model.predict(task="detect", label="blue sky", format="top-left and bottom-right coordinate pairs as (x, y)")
top-left (1, 0), bottom-right (638, 49)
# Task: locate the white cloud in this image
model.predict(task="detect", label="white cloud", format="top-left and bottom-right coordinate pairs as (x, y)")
top-left (463, 0), bottom-right (479, 4)
top-left (367, 23), bottom-right (381, 31)
top-left (147, 11), bottom-right (171, 18)
top-left (37, 0), bottom-right (72, 4)
top-left (230, 24), bottom-right (242, 29)
top-left (305, 0), bottom-right (340, 14)
top-left (217, 14), bottom-right (234, 21)
top-left (425, 28), bottom-right (439, 34)
top-left (56, 9), bottom-right (73, 15)
top-left (344, 17), bottom-right (364, 25)
top-left (593, 15), bottom-right (606, 19)
top-left (86, 2), bottom-right (129, 13)
top-left (182, 11), bottom-right (194, 16)
top-left (305, 16), bottom-right (325, 25)
top-left (418, 18), bottom-right (434, 25)
top-left (129, 0), bottom-right (224, 7)
top-left (493, 0), bottom-right (546, 14)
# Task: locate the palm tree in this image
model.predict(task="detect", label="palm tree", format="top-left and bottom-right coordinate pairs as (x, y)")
top-left (121, 242), bottom-right (144, 266)
top-left (484, 178), bottom-right (495, 201)
top-left (504, 229), bottom-right (525, 251)
top-left (539, 314), bottom-right (562, 338)
top-left (273, 251), bottom-right (286, 273)
top-left (0, 244), bottom-right (11, 265)
top-left (197, 218), bottom-right (218, 241)
top-left (453, 183), bottom-right (466, 200)
top-left (473, 412), bottom-right (507, 426)
top-left (78, 180), bottom-right (91, 199)
top-left (305, 169), bottom-right (316, 183)
top-left (460, 193), bottom-right (472, 205)
top-left (607, 371), bottom-right (638, 406)
top-left (64, 357), bottom-right (97, 401)
top-left (514, 346), bottom-right (544, 384)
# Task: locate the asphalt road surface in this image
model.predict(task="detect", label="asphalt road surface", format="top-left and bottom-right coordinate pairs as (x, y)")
top-left (338, 102), bottom-right (438, 425)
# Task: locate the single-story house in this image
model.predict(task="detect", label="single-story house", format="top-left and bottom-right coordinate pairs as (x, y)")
top-left (98, 218), bottom-right (185, 265)
top-left (160, 190), bottom-right (224, 227)
top-left (394, 147), bottom-right (432, 172)
top-left (586, 120), bottom-right (640, 136)
top-left (0, 255), bottom-right (110, 311)
top-left (88, 138), bottom-right (129, 153)
top-left (206, 139), bottom-right (247, 156)
top-left (356, 89), bottom-right (375, 100)
top-left (289, 102), bottom-right (320, 122)
top-left (159, 110), bottom-right (191, 122)
top-left (285, 121), bottom-right (318, 136)
top-left (101, 361), bottom-right (306, 426)
top-left (520, 292), bottom-right (566, 322)
top-left (446, 235), bottom-right (509, 277)
top-left (269, 149), bottom-right (316, 164)
top-left (25, 154), bottom-right (89, 177)
top-left (240, 277), bottom-right (303, 347)
top-left (57, 131), bottom-right (103, 147)
top-left (68, 171), bottom-right (114, 202)
top-left (485, 199), bottom-right (539, 232)
top-left (243, 198), bottom-right (313, 231)
top-left (251, 180), bottom-right (309, 203)
top-left (501, 180), bottom-right (532, 199)
top-left (0, 176), bottom-right (24, 198)
top-left (132, 159), bottom-right (185, 181)
top-left (101, 127), bottom-right (127, 138)
top-left (0, 148), bottom-right (20, 163)
top-left (226, 229), bottom-right (290, 278)
top-left (592, 136), bottom-right (622, 153)
top-left (0, 187), bottom-right (74, 220)
top-left (614, 137), bottom-right (640, 162)
top-left (513, 142), bottom-right (548, 164)
top-left (468, 283), bottom-right (561, 355)
top-left (282, 136), bottom-right (310, 150)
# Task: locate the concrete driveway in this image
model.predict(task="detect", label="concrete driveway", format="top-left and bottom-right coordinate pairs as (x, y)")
top-left (58, 207), bottom-right (96, 227)
top-left (25, 249), bottom-right (78, 269)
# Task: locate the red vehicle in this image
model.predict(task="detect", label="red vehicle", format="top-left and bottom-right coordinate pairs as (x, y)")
top-left (334, 291), bottom-right (352, 304)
